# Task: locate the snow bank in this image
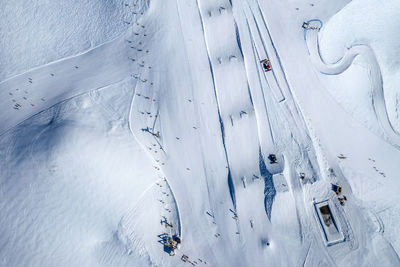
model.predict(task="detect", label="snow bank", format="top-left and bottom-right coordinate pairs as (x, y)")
top-left (0, 0), bottom-right (133, 81)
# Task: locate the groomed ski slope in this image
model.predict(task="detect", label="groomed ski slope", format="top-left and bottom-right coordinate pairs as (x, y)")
top-left (1, 0), bottom-right (400, 266)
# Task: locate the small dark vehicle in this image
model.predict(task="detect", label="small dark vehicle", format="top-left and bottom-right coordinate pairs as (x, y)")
top-left (331, 184), bottom-right (342, 195)
top-left (268, 154), bottom-right (277, 164)
top-left (260, 59), bottom-right (272, 72)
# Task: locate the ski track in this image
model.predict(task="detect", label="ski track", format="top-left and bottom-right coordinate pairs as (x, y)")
top-left (0, 1), bottom-right (149, 137)
top-left (305, 19), bottom-right (400, 148)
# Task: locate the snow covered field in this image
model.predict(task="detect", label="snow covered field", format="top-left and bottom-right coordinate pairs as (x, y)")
top-left (1, 0), bottom-right (400, 266)
top-left (0, 0), bottom-right (135, 81)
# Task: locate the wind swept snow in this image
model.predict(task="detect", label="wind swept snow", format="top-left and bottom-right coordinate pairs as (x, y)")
top-left (0, 0), bottom-right (140, 81)
top-left (1, 0), bottom-right (400, 266)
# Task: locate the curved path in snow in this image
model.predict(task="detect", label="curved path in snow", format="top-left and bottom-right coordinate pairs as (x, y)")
top-left (128, 92), bottom-right (183, 240)
top-left (304, 19), bottom-right (400, 147)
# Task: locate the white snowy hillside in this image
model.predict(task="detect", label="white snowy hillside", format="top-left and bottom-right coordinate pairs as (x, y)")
top-left (1, 0), bottom-right (400, 266)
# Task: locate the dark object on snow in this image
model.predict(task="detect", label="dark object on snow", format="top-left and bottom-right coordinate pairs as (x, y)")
top-left (260, 59), bottom-right (272, 72)
top-left (268, 154), bottom-right (277, 164)
top-left (173, 236), bottom-right (181, 244)
top-left (165, 236), bottom-right (177, 256)
top-left (302, 21), bottom-right (320, 30)
top-left (302, 22), bottom-right (309, 29)
top-left (338, 195), bottom-right (347, 206)
top-left (331, 184), bottom-right (342, 195)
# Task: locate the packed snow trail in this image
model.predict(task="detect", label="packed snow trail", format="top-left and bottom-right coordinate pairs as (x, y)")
top-left (242, 2), bottom-right (285, 104)
top-left (0, 2), bottom-right (149, 136)
top-left (305, 19), bottom-right (400, 148)
top-left (0, 36), bottom-right (133, 136)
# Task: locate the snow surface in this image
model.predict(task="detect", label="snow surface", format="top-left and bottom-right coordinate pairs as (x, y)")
top-left (319, 0), bottom-right (400, 133)
top-left (1, 0), bottom-right (400, 266)
top-left (0, 0), bottom-right (135, 81)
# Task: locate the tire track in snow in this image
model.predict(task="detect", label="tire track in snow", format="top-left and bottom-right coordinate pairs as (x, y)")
top-left (242, 2), bottom-right (285, 103)
top-left (245, 0), bottom-right (313, 143)
top-left (244, 19), bottom-right (275, 145)
top-left (243, 0), bottom-right (306, 221)
top-left (305, 19), bottom-right (400, 148)
top-left (244, 0), bottom-right (323, 182)
top-left (235, 9), bottom-right (282, 224)
top-left (240, 1), bottom-right (336, 262)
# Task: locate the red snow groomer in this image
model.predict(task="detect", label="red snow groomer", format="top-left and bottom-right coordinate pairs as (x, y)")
top-left (260, 59), bottom-right (272, 72)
